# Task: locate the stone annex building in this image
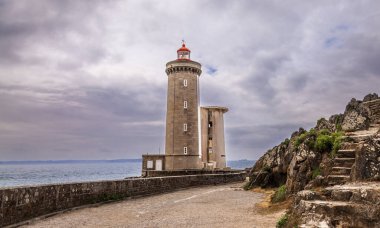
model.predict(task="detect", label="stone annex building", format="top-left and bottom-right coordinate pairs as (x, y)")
top-left (142, 42), bottom-right (228, 174)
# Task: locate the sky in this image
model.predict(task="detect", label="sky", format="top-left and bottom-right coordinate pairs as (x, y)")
top-left (0, 0), bottom-right (380, 161)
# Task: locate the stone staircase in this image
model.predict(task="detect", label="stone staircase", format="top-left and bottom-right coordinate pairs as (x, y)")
top-left (294, 182), bottom-right (380, 227)
top-left (327, 123), bottom-right (380, 186)
top-left (327, 148), bottom-right (356, 186)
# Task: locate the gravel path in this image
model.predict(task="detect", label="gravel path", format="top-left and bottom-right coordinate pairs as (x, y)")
top-left (24, 182), bottom-right (284, 228)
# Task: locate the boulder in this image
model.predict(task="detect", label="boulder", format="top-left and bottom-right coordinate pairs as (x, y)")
top-left (363, 93), bottom-right (379, 102)
top-left (351, 132), bottom-right (380, 181)
top-left (341, 98), bottom-right (370, 131)
top-left (315, 118), bottom-right (334, 132)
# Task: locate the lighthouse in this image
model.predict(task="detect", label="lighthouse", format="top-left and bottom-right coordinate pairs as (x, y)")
top-left (142, 42), bottom-right (228, 174)
top-left (164, 42), bottom-right (203, 170)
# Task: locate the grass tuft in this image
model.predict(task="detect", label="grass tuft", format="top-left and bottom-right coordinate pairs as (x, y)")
top-left (276, 213), bottom-right (289, 228)
top-left (272, 185), bottom-right (286, 203)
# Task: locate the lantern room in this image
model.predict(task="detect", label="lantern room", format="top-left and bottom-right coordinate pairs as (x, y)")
top-left (177, 42), bottom-right (191, 60)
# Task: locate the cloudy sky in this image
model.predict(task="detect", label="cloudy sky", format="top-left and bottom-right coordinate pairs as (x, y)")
top-left (0, 0), bottom-right (379, 161)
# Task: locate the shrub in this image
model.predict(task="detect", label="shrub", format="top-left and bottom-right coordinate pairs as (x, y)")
top-left (312, 167), bottom-right (321, 179)
top-left (305, 138), bottom-right (316, 150)
top-left (315, 134), bottom-right (333, 152)
top-left (331, 132), bottom-right (343, 157)
top-left (243, 181), bottom-right (253, 191)
top-left (318, 129), bottom-right (331, 136)
top-left (331, 131), bottom-right (343, 141)
top-left (276, 213), bottom-right (289, 228)
top-left (336, 124), bottom-right (342, 132)
top-left (308, 128), bottom-right (317, 138)
top-left (294, 133), bottom-right (307, 147)
top-left (293, 129), bottom-right (319, 149)
top-left (272, 185), bottom-right (286, 203)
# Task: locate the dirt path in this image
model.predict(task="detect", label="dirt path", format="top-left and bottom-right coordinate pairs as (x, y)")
top-left (24, 182), bottom-right (285, 228)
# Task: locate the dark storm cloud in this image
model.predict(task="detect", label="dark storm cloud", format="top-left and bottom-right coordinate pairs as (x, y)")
top-left (0, 0), bottom-right (108, 66)
top-left (0, 0), bottom-right (380, 161)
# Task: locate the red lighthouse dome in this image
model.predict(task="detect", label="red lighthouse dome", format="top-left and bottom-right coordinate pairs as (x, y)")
top-left (177, 41), bottom-right (191, 60)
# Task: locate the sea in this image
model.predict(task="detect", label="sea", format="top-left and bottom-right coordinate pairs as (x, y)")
top-left (0, 159), bottom-right (255, 188)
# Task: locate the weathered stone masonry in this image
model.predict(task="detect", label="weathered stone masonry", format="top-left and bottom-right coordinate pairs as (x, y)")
top-left (0, 173), bottom-right (245, 227)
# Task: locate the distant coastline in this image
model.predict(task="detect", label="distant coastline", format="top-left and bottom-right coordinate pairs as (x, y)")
top-left (0, 159), bottom-right (255, 188)
top-left (0, 159), bottom-right (255, 168)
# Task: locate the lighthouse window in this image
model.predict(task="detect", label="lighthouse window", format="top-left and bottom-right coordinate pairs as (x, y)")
top-left (183, 79), bottom-right (188, 87)
top-left (184, 147), bottom-right (188, 155)
top-left (183, 123), bottom-right (187, 132)
top-left (184, 100), bottom-right (188, 109)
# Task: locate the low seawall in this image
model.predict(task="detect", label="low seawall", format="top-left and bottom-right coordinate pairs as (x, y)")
top-left (142, 169), bottom-right (243, 177)
top-left (0, 172), bottom-right (246, 227)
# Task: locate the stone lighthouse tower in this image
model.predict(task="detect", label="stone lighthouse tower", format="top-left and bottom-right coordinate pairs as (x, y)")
top-left (164, 42), bottom-right (203, 170)
top-left (141, 42), bottom-right (229, 175)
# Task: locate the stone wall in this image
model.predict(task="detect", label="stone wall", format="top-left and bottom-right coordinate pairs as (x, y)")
top-left (0, 173), bottom-right (245, 227)
top-left (142, 169), bottom-right (243, 177)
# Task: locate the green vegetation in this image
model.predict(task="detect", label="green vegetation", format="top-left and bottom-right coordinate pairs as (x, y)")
top-left (272, 185), bottom-right (286, 203)
top-left (315, 134), bottom-right (333, 152)
top-left (276, 213), bottom-right (289, 228)
top-left (331, 132), bottom-right (343, 157)
top-left (293, 127), bottom-right (343, 156)
top-left (336, 124), bottom-right (342, 132)
top-left (294, 128), bottom-right (318, 148)
top-left (243, 181), bottom-right (253, 191)
top-left (318, 129), bottom-right (330, 135)
top-left (312, 167), bottom-right (321, 179)
top-left (294, 133), bottom-right (308, 147)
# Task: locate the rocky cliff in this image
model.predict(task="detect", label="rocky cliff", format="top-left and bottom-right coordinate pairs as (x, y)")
top-left (247, 93), bottom-right (380, 192)
top-left (246, 93), bottom-right (380, 227)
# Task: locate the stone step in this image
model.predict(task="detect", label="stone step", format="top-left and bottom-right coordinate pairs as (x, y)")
top-left (337, 149), bottom-right (355, 152)
top-left (331, 167), bottom-right (351, 175)
top-left (336, 149), bottom-right (355, 158)
top-left (333, 158), bottom-right (355, 167)
top-left (325, 183), bottom-right (380, 203)
top-left (327, 175), bottom-right (350, 185)
top-left (297, 200), bottom-right (380, 227)
top-left (341, 135), bottom-right (369, 143)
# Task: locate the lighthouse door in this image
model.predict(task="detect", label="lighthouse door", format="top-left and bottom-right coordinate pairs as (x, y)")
top-left (155, 160), bottom-right (162, 171)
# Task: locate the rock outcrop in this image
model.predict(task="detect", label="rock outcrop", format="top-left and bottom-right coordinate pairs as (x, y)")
top-left (247, 93), bottom-right (380, 193)
top-left (247, 93), bottom-right (380, 227)
top-left (363, 93), bottom-right (379, 102)
top-left (352, 131), bottom-right (380, 181)
top-left (341, 98), bottom-right (371, 131)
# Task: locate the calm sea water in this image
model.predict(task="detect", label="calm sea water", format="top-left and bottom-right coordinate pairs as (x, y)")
top-left (0, 161), bottom-right (141, 188)
top-left (0, 160), bottom-right (254, 188)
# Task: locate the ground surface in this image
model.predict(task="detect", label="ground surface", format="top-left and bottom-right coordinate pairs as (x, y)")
top-left (24, 182), bottom-right (285, 228)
